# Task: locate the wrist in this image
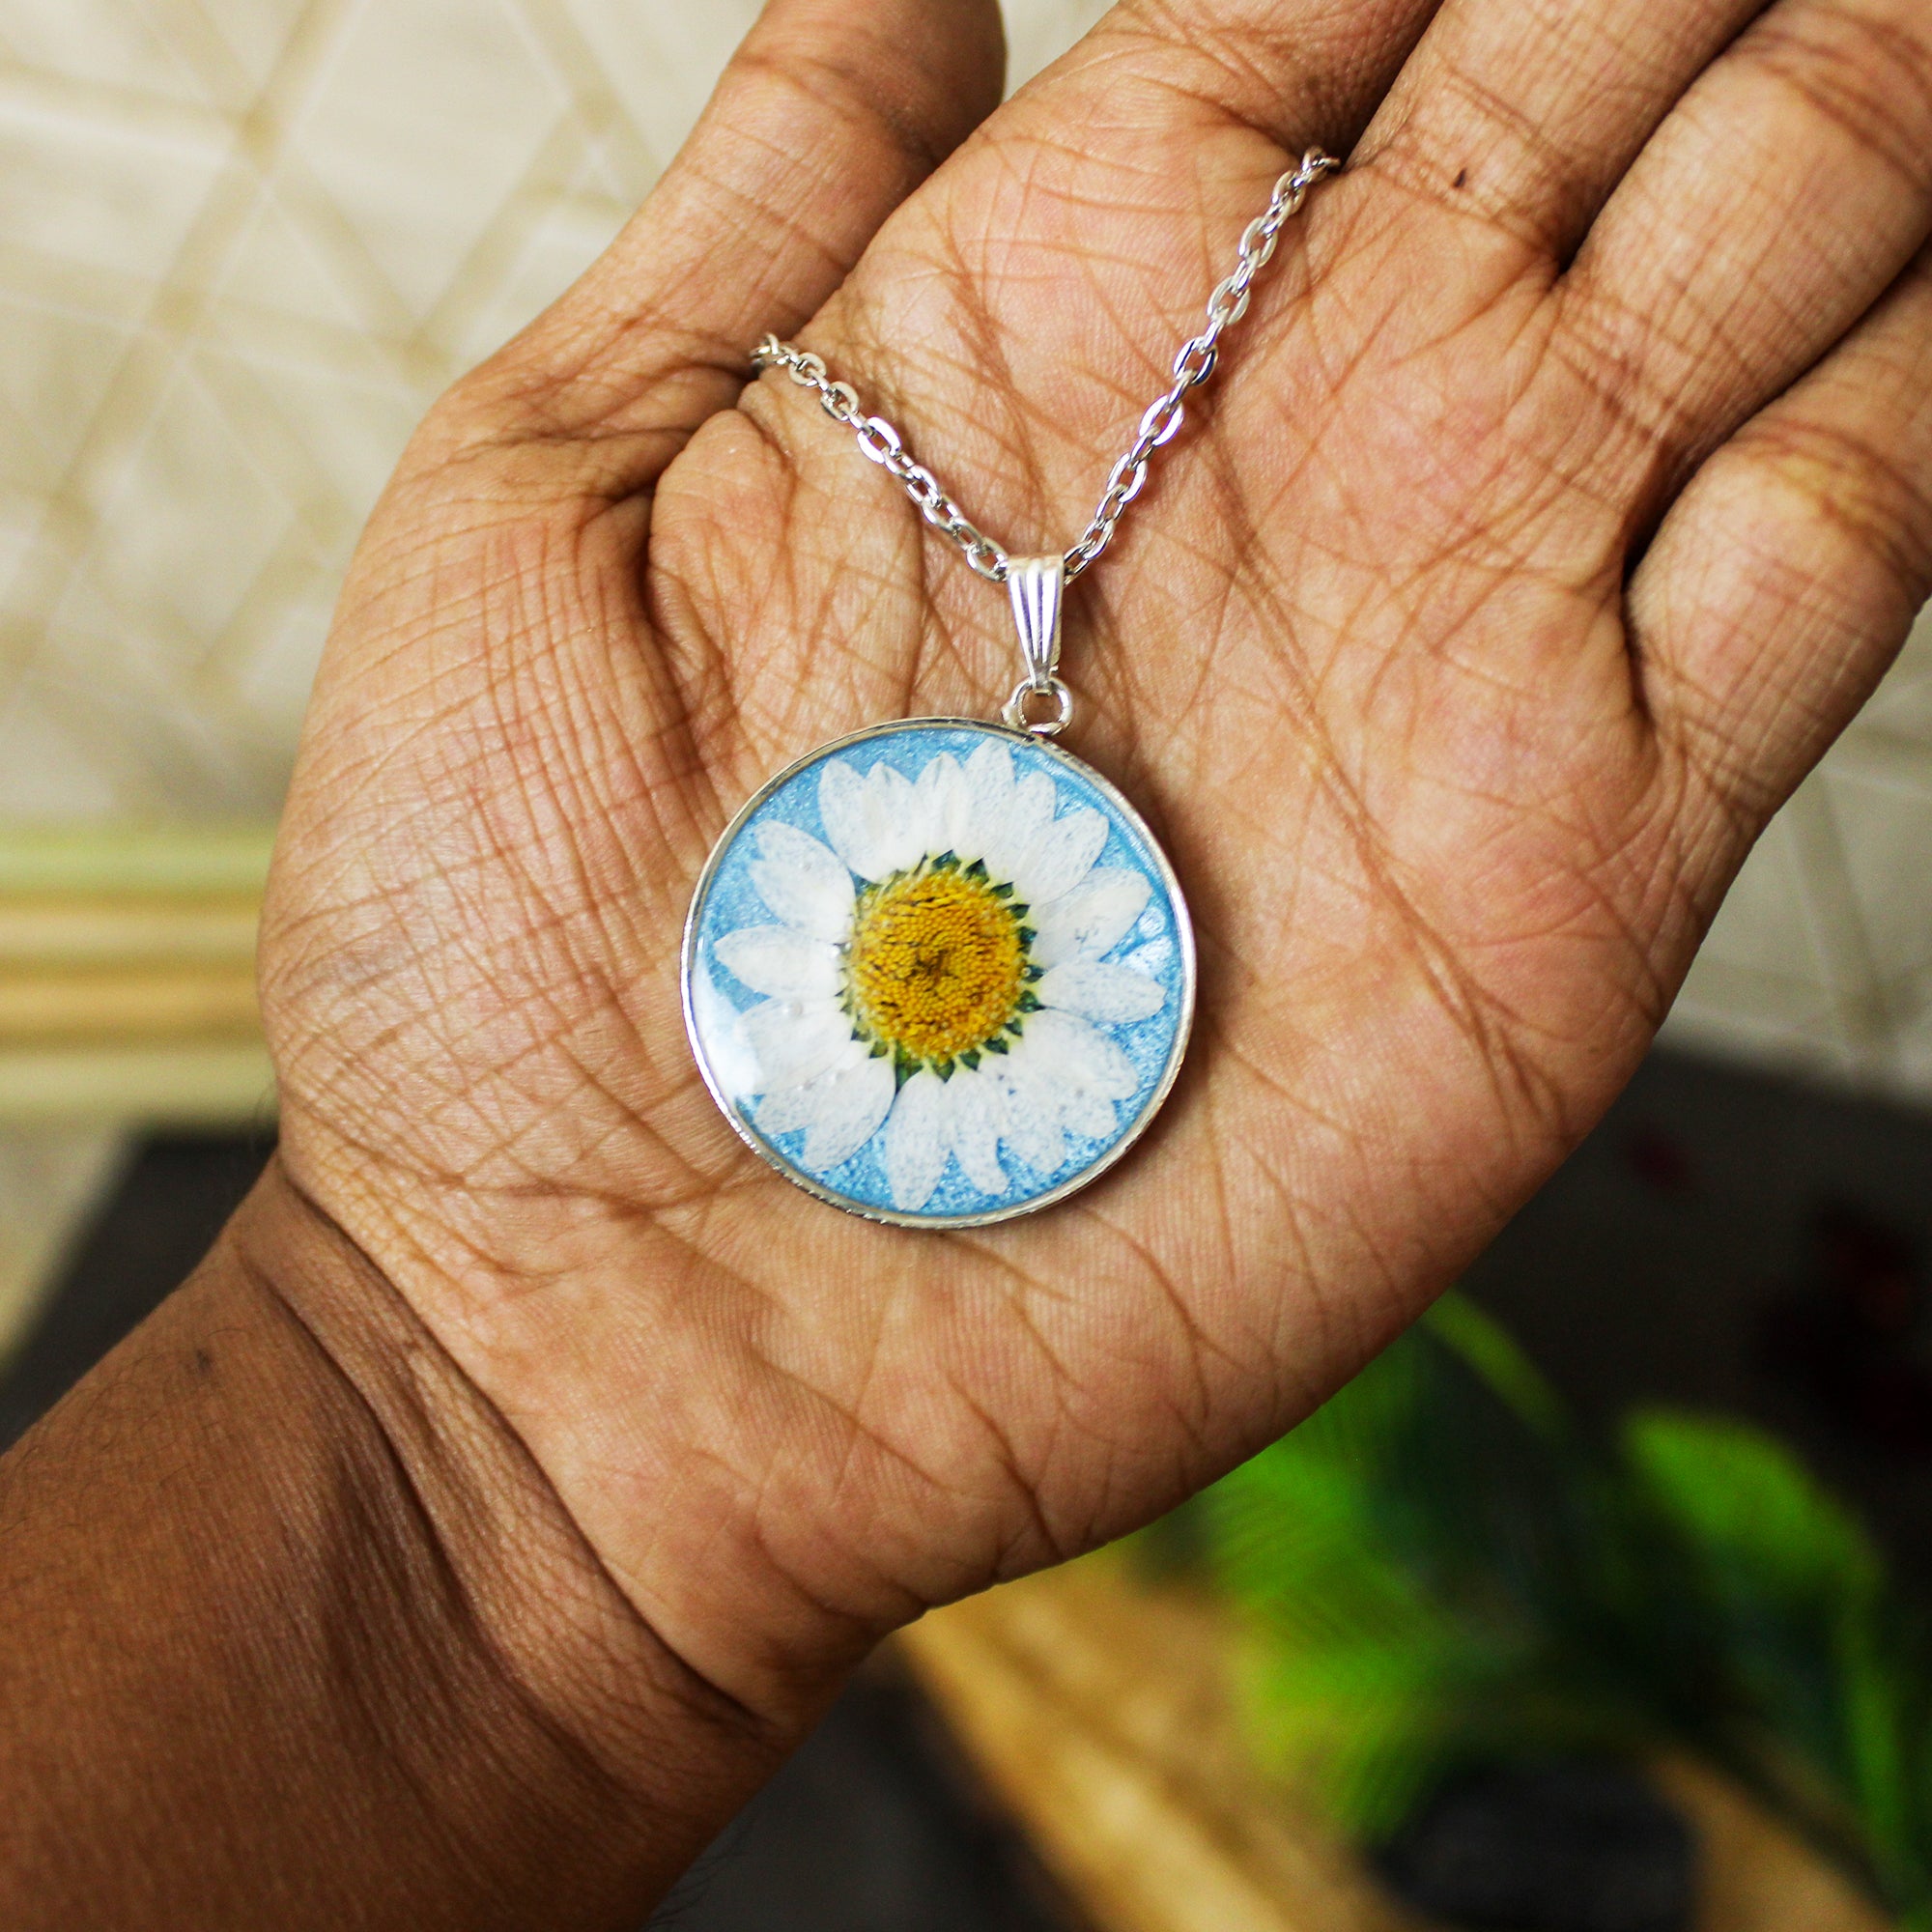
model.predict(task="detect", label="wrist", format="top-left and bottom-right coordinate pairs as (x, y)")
top-left (224, 1158), bottom-right (801, 1895)
top-left (0, 1155), bottom-right (810, 1928)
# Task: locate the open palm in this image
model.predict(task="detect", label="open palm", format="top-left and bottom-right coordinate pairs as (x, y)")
top-left (262, 0), bottom-right (1932, 1719)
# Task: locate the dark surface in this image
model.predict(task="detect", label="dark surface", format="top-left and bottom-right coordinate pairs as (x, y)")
top-left (0, 1131), bottom-right (271, 1452)
top-left (1377, 1761), bottom-right (1696, 1932)
top-left (649, 1669), bottom-right (1074, 1932)
top-left (1461, 1048), bottom-right (1932, 1586)
top-left (5, 1044), bottom-right (1932, 1927)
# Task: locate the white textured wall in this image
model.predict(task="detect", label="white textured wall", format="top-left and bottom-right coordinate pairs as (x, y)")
top-left (0, 0), bottom-right (1925, 1101)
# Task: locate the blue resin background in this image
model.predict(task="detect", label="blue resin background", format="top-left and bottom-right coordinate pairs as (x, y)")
top-left (686, 722), bottom-right (1191, 1224)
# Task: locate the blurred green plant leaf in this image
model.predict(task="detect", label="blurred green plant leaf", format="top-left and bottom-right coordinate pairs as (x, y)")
top-left (1165, 1292), bottom-right (1932, 1920)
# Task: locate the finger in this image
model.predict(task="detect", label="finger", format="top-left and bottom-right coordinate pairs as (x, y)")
top-left (1354, 0), bottom-right (1774, 270)
top-left (1556, 0), bottom-right (1932, 521)
top-left (732, 0), bottom-right (1445, 597)
top-left (686, 0), bottom-right (1453, 764)
top-left (445, 0), bottom-right (1004, 469)
top-left (810, 0), bottom-right (1455, 430)
top-left (1076, 0), bottom-right (1442, 156)
top-left (1632, 242), bottom-right (1932, 870)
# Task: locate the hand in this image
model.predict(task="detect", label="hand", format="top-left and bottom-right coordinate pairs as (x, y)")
top-left (262, 0), bottom-right (1932, 1745)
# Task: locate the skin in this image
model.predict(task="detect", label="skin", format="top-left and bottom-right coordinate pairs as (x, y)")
top-left (2, 0), bottom-right (1929, 1922)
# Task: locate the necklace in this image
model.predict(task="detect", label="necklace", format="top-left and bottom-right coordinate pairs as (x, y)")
top-left (683, 149), bottom-right (1339, 1229)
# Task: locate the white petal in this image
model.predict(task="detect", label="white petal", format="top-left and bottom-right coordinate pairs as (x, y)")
top-left (1060, 1085), bottom-right (1119, 1140)
top-left (884, 1069), bottom-right (953, 1211)
top-left (914, 753), bottom-right (970, 860)
top-left (741, 996), bottom-right (854, 1094)
top-left (755, 1047), bottom-right (862, 1134)
top-left (957, 740), bottom-right (1015, 865)
top-left (1035, 959), bottom-right (1167, 1026)
top-left (868, 759), bottom-right (932, 876)
top-left (817, 760), bottom-right (884, 880)
top-left (947, 1064), bottom-right (1009, 1196)
top-left (994, 1052), bottom-right (1066, 1177)
top-left (714, 926), bottom-right (839, 1000)
top-left (753, 1042), bottom-right (894, 1167)
top-left (1031, 869), bottom-right (1151, 966)
top-left (987, 1006), bottom-right (1148, 1175)
top-left (688, 963), bottom-right (761, 1099)
top-left (749, 823), bottom-right (853, 941)
top-left (755, 1087), bottom-right (824, 1136)
top-left (819, 760), bottom-right (918, 882)
top-left (1013, 808), bottom-right (1107, 908)
top-left (798, 1053), bottom-right (895, 1171)
top-left (1023, 1008), bottom-right (1139, 1100)
top-left (982, 770), bottom-right (1057, 888)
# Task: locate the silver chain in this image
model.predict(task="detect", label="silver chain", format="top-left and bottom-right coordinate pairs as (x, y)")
top-left (751, 148), bottom-right (1339, 587)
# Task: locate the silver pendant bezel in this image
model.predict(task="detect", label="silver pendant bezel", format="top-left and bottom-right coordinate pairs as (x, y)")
top-left (680, 717), bottom-right (1196, 1231)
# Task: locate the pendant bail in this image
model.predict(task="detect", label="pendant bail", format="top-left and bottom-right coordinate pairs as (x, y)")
top-left (1002, 554), bottom-right (1072, 738)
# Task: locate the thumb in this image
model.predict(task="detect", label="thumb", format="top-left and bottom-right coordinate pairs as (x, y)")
top-left (440, 0), bottom-right (1005, 485)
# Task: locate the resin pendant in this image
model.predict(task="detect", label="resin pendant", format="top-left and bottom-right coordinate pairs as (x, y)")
top-left (682, 718), bottom-right (1195, 1228)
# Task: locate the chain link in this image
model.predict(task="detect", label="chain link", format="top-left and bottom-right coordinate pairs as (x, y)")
top-left (751, 148), bottom-right (1338, 586)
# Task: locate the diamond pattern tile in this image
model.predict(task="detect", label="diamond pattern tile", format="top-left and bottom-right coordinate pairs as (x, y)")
top-left (0, 0), bottom-right (1923, 1111)
top-left (1664, 603), bottom-right (1932, 1099)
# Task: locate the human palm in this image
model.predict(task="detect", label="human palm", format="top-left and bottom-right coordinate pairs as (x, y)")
top-left (262, 0), bottom-right (1932, 1715)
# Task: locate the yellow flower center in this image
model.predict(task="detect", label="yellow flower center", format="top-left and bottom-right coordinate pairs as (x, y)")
top-left (845, 863), bottom-right (1033, 1070)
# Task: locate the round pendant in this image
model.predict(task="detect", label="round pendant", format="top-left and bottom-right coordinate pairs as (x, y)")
top-left (682, 718), bottom-right (1195, 1228)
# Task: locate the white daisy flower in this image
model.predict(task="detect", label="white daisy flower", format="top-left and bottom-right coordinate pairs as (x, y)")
top-left (712, 739), bottom-right (1168, 1212)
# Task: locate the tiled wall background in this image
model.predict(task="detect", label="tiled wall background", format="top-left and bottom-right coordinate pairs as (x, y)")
top-left (0, 0), bottom-right (1927, 1100)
